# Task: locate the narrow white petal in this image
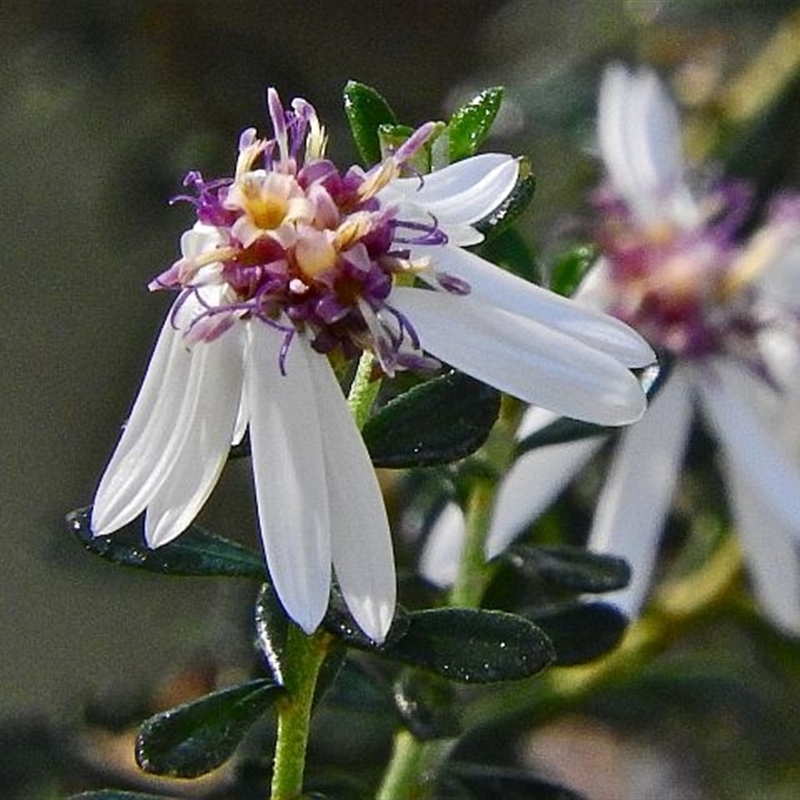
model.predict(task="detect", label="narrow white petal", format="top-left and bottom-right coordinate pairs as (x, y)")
top-left (307, 351), bottom-right (396, 643)
top-left (392, 287), bottom-right (647, 425)
top-left (92, 300), bottom-right (197, 535)
top-left (698, 360), bottom-right (800, 536)
top-left (589, 370), bottom-right (694, 616)
top-left (598, 65), bottom-right (698, 227)
top-left (724, 460), bottom-right (800, 634)
top-left (410, 246), bottom-right (654, 367)
top-left (486, 437), bottom-right (604, 559)
top-left (420, 501), bottom-right (466, 588)
top-left (247, 325), bottom-right (332, 635)
top-left (144, 325), bottom-right (246, 546)
top-left (388, 153), bottom-right (518, 225)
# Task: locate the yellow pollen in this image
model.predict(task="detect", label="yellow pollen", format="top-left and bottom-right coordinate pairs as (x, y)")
top-left (246, 190), bottom-right (289, 230)
top-left (334, 213), bottom-right (373, 250)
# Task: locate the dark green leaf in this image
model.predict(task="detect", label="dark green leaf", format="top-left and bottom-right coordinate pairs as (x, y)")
top-left (67, 794), bottom-right (171, 800)
top-left (68, 506), bottom-right (265, 578)
top-left (136, 679), bottom-right (282, 778)
top-left (474, 164), bottom-right (536, 240)
top-left (527, 601), bottom-right (628, 666)
top-left (363, 371), bottom-right (501, 468)
top-left (504, 544), bottom-right (631, 594)
top-left (516, 358), bottom-right (669, 456)
top-left (380, 608), bottom-right (554, 683)
top-left (343, 81), bottom-right (398, 165)
top-left (445, 762), bottom-right (587, 800)
top-left (254, 582), bottom-right (289, 684)
top-left (393, 670), bottom-right (459, 741)
top-left (448, 87), bottom-right (504, 162)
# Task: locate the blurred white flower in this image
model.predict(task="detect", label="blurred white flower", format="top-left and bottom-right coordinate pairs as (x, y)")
top-left (92, 88), bottom-right (652, 643)
top-left (487, 64), bottom-right (800, 633)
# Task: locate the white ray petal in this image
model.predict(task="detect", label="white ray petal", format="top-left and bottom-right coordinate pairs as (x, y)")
top-left (410, 245), bottom-right (654, 367)
top-left (307, 351), bottom-right (396, 643)
top-left (589, 370), bottom-right (694, 616)
top-left (486, 437), bottom-right (604, 559)
top-left (723, 459), bottom-right (800, 634)
top-left (598, 65), bottom-right (698, 227)
top-left (91, 299), bottom-right (200, 535)
top-left (698, 359), bottom-right (800, 537)
top-left (391, 287), bottom-right (647, 425)
top-left (247, 324), bottom-right (332, 635)
top-left (144, 325), bottom-right (246, 547)
top-left (387, 153), bottom-right (518, 225)
top-left (420, 501), bottom-right (466, 588)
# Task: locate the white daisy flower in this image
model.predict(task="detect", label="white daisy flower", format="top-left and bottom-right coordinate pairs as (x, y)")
top-left (487, 65), bottom-right (800, 634)
top-left (92, 88), bottom-right (652, 643)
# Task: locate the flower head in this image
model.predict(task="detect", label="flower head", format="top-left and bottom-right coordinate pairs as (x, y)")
top-left (91, 87), bottom-right (652, 642)
top-left (486, 65), bottom-right (800, 633)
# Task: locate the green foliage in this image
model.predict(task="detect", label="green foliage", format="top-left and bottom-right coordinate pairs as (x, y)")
top-left (503, 544), bottom-right (631, 594)
top-left (447, 87), bottom-right (504, 162)
top-left (135, 679), bottom-right (282, 778)
top-left (362, 370), bottom-right (501, 468)
top-left (527, 601), bottom-right (629, 666)
top-left (68, 506), bottom-right (265, 578)
top-left (340, 607), bottom-right (554, 684)
top-left (343, 81), bottom-right (398, 165)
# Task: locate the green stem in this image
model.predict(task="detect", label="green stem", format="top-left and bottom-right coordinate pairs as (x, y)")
top-left (270, 627), bottom-right (331, 800)
top-left (449, 478), bottom-right (497, 609)
top-left (375, 732), bottom-right (451, 800)
top-left (377, 479), bottom-right (497, 800)
top-left (463, 536), bottom-right (743, 734)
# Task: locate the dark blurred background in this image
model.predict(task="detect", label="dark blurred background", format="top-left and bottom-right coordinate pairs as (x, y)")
top-left (3, 1), bottom-right (800, 797)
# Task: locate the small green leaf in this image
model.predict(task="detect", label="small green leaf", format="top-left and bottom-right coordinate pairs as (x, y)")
top-left (363, 371), bottom-right (501, 468)
top-left (343, 81), bottom-right (398, 165)
top-left (67, 794), bottom-right (170, 800)
top-left (254, 582), bottom-right (289, 684)
top-left (68, 506), bottom-right (265, 578)
top-left (448, 87), bottom-right (504, 162)
top-left (516, 359), bottom-right (669, 456)
top-left (527, 601), bottom-right (628, 666)
top-left (136, 679), bottom-right (282, 778)
top-left (474, 164), bottom-right (536, 240)
top-left (504, 544), bottom-right (631, 594)
top-left (381, 608), bottom-right (554, 683)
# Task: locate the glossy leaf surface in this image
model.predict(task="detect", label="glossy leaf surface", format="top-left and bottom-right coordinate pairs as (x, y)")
top-left (343, 81), bottom-right (398, 165)
top-left (136, 679), bottom-right (282, 778)
top-left (363, 371), bottom-right (501, 468)
top-left (369, 608), bottom-right (552, 684)
top-left (68, 506), bottom-right (265, 578)
top-left (448, 87), bottom-right (504, 162)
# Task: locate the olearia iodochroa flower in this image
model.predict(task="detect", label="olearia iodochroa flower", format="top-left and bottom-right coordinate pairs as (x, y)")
top-left (91, 88), bottom-right (653, 642)
top-left (485, 64), bottom-right (800, 633)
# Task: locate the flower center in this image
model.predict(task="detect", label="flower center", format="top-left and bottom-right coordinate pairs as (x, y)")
top-left (153, 89), bottom-right (453, 377)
